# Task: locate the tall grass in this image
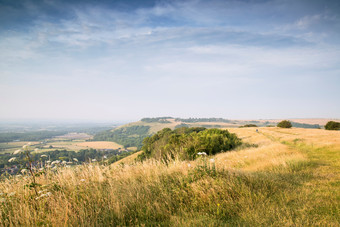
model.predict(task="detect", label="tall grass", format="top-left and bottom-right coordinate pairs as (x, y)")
top-left (0, 128), bottom-right (339, 226)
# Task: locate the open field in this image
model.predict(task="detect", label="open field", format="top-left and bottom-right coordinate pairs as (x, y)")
top-left (0, 141), bottom-right (40, 154)
top-left (54, 133), bottom-right (92, 140)
top-left (0, 140), bottom-right (124, 154)
top-left (0, 127), bottom-right (339, 226)
top-left (75, 141), bottom-right (123, 150)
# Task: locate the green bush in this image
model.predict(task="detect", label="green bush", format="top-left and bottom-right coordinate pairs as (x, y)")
top-left (325, 121), bottom-right (340, 130)
top-left (277, 120), bottom-right (292, 128)
top-left (239, 124), bottom-right (257, 128)
top-left (138, 127), bottom-right (242, 161)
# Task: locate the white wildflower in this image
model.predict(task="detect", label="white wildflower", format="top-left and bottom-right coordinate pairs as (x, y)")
top-left (210, 159), bottom-right (215, 163)
top-left (62, 161), bottom-right (67, 164)
top-left (21, 169), bottom-right (28, 174)
top-left (197, 152), bottom-right (207, 156)
top-left (73, 158), bottom-right (78, 162)
top-left (13, 149), bottom-right (22, 154)
top-left (67, 161), bottom-right (73, 164)
top-left (35, 192), bottom-right (51, 200)
top-left (46, 160), bottom-right (51, 163)
top-left (92, 159), bottom-right (97, 162)
top-left (103, 155), bottom-right (107, 159)
top-left (38, 189), bottom-right (48, 194)
top-left (8, 157), bottom-right (16, 162)
top-left (39, 168), bottom-right (44, 171)
top-left (51, 160), bottom-right (60, 165)
top-left (80, 179), bottom-right (85, 182)
top-left (188, 164), bottom-right (191, 167)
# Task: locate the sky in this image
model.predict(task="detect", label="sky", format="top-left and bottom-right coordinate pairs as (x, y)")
top-left (0, 0), bottom-right (339, 122)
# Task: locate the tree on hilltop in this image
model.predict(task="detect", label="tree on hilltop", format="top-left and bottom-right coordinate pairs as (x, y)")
top-left (325, 121), bottom-right (340, 130)
top-left (277, 120), bottom-right (292, 128)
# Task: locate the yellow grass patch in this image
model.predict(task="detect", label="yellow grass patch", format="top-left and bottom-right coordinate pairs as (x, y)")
top-left (75, 141), bottom-right (123, 149)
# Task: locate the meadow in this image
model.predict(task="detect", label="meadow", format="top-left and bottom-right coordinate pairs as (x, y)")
top-left (0, 127), bottom-right (339, 226)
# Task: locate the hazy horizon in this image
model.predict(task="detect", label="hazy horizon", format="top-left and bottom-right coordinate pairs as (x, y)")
top-left (1, 0), bottom-right (340, 121)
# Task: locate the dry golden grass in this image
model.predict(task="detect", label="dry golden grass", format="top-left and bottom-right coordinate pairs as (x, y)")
top-left (75, 141), bottom-right (123, 149)
top-left (111, 150), bottom-right (143, 166)
top-left (1, 127), bottom-right (339, 226)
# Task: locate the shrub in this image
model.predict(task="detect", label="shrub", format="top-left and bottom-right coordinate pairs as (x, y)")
top-left (277, 120), bottom-right (292, 128)
top-left (138, 127), bottom-right (242, 161)
top-left (239, 124), bottom-right (257, 128)
top-left (325, 121), bottom-right (340, 130)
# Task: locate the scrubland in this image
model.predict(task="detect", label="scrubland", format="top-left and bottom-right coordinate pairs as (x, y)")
top-left (0, 128), bottom-right (339, 226)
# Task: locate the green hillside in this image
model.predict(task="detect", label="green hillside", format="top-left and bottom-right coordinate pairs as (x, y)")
top-left (92, 118), bottom-right (322, 149)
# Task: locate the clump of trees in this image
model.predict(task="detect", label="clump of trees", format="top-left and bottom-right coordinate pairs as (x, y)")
top-left (277, 120), bottom-right (292, 128)
top-left (239, 124), bottom-right (257, 128)
top-left (137, 127), bottom-right (242, 161)
top-left (325, 121), bottom-right (340, 130)
top-left (93, 125), bottom-right (150, 149)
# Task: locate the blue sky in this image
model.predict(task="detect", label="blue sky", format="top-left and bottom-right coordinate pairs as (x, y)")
top-left (0, 0), bottom-right (339, 121)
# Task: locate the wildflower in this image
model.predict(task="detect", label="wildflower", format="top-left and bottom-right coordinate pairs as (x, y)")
top-left (8, 157), bottom-right (16, 162)
top-left (210, 159), bottom-right (215, 163)
top-left (51, 160), bottom-right (60, 165)
top-left (21, 169), bottom-right (28, 174)
top-left (80, 179), bottom-right (85, 182)
top-left (39, 168), bottom-right (44, 171)
top-left (92, 159), bottom-right (97, 162)
top-left (188, 163), bottom-right (191, 167)
top-left (13, 149), bottom-right (22, 154)
top-left (38, 190), bottom-right (47, 194)
top-left (46, 160), bottom-right (51, 163)
top-left (35, 192), bottom-right (51, 200)
top-left (197, 152), bottom-right (207, 156)
top-left (103, 155), bottom-right (107, 159)
top-left (73, 158), bottom-right (78, 162)
top-left (62, 161), bottom-right (67, 164)
top-left (67, 161), bottom-right (73, 164)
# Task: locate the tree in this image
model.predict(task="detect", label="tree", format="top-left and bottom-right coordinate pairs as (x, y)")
top-left (277, 120), bottom-right (292, 128)
top-left (325, 121), bottom-right (340, 130)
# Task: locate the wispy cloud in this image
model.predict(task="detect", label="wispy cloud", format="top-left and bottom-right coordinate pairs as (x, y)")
top-left (0, 0), bottom-right (340, 120)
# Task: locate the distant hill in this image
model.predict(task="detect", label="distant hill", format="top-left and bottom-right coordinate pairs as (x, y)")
top-left (93, 117), bottom-right (326, 149)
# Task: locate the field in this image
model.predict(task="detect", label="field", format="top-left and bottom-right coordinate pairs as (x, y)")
top-left (0, 141), bottom-right (40, 154)
top-left (75, 141), bottom-right (123, 150)
top-left (0, 127), bottom-right (339, 226)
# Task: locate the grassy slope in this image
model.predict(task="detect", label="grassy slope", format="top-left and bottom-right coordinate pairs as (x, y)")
top-left (0, 128), bottom-right (339, 226)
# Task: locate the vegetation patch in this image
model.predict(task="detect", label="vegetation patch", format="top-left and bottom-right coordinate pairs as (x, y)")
top-left (93, 125), bottom-right (150, 149)
top-left (325, 121), bottom-right (340, 130)
top-left (138, 127), bottom-right (242, 161)
top-left (277, 120), bottom-right (292, 128)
